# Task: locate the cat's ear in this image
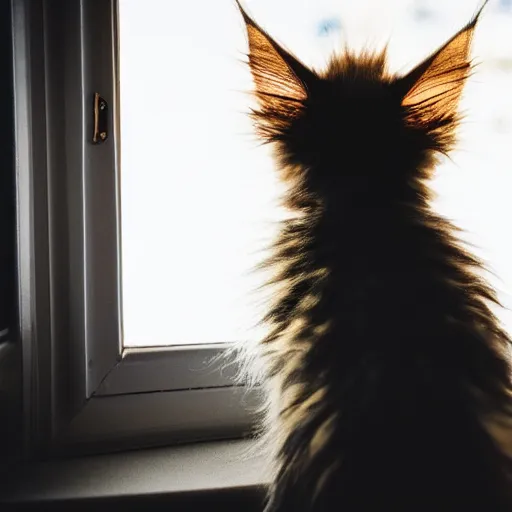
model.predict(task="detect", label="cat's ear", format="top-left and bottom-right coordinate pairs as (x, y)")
top-left (236, 1), bottom-right (315, 107)
top-left (397, 1), bottom-right (487, 115)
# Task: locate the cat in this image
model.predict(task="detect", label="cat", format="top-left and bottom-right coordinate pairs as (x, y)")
top-left (235, 0), bottom-right (512, 510)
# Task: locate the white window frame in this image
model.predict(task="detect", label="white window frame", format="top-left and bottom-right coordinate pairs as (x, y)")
top-left (12, 0), bottom-right (260, 458)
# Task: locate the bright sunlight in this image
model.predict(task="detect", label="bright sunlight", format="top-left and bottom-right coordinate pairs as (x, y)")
top-left (119, 0), bottom-right (512, 347)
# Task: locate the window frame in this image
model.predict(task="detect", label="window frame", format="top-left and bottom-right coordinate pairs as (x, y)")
top-left (12, 0), bottom-right (260, 459)
top-left (0, 0), bottom-right (15, 350)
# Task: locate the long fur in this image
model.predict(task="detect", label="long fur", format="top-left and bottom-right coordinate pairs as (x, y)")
top-left (235, 1), bottom-right (512, 510)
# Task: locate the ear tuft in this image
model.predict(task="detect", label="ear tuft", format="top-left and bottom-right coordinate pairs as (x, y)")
top-left (236, 1), bottom-right (315, 120)
top-left (398, 2), bottom-right (487, 119)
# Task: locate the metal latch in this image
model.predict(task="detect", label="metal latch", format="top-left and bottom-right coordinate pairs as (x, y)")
top-left (92, 92), bottom-right (108, 144)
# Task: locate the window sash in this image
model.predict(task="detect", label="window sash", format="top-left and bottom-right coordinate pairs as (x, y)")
top-left (12, 0), bottom-right (258, 459)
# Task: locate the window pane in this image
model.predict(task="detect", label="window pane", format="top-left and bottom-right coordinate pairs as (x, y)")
top-left (118, 0), bottom-right (512, 347)
top-left (118, 0), bottom-right (282, 346)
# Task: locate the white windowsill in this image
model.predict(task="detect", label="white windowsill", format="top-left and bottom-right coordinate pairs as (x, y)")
top-left (1, 439), bottom-right (269, 504)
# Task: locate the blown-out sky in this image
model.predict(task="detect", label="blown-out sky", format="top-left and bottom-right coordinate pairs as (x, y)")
top-left (119, 0), bottom-right (512, 347)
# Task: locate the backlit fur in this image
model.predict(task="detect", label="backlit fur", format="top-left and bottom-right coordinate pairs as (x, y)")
top-left (235, 1), bottom-right (512, 510)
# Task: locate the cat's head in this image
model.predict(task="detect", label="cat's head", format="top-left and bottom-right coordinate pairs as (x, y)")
top-left (237, 1), bottom-right (487, 204)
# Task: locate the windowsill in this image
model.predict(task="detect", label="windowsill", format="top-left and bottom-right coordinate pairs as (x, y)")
top-left (0, 438), bottom-right (269, 508)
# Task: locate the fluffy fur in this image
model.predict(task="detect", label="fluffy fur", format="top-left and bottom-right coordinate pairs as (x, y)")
top-left (235, 1), bottom-right (512, 510)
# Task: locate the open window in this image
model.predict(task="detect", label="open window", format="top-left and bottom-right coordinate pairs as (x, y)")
top-left (12, 0), bottom-right (271, 457)
top-left (10, 0), bottom-right (512, 459)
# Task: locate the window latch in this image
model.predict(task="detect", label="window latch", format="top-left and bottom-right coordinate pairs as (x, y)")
top-left (92, 93), bottom-right (108, 144)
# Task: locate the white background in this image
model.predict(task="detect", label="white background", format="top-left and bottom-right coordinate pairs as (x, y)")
top-left (118, 0), bottom-right (512, 346)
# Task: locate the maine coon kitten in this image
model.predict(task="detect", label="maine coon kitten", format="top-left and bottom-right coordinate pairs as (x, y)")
top-left (235, 1), bottom-right (512, 510)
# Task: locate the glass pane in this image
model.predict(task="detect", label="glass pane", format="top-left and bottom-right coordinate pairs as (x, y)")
top-left (118, 0), bottom-right (281, 346)
top-left (118, 0), bottom-right (512, 347)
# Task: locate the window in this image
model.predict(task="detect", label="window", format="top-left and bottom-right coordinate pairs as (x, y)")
top-left (118, 0), bottom-right (279, 348)
top-left (13, 0), bottom-right (262, 457)
top-left (119, 0), bottom-right (512, 348)
top-left (12, 0), bottom-right (512, 458)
